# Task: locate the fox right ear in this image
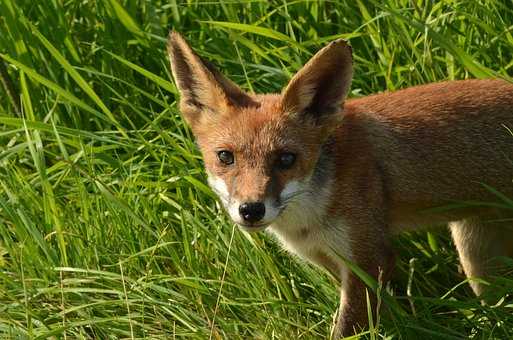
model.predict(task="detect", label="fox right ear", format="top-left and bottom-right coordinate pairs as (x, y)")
top-left (167, 31), bottom-right (255, 127)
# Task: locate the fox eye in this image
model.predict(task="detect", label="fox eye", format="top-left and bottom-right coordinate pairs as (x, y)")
top-left (217, 150), bottom-right (234, 165)
top-left (277, 152), bottom-right (296, 169)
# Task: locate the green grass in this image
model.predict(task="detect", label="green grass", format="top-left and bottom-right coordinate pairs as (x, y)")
top-left (1, 0), bottom-right (513, 338)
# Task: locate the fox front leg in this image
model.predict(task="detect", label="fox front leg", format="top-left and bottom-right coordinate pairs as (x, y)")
top-left (331, 225), bottom-right (395, 339)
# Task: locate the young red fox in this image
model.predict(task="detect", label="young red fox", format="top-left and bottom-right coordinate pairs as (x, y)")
top-left (167, 31), bottom-right (513, 338)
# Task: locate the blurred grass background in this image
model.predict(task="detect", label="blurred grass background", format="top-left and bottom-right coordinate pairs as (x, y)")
top-left (1, 0), bottom-right (513, 338)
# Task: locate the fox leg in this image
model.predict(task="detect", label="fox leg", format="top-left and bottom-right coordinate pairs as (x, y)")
top-left (331, 221), bottom-right (395, 339)
top-left (449, 218), bottom-right (513, 296)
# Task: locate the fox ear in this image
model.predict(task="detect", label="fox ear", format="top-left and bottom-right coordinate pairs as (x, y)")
top-left (167, 31), bottom-right (255, 127)
top-left (281, 39), bottom-right (353, 123)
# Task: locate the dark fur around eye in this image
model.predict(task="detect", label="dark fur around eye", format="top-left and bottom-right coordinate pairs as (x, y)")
top-left (277, 152), bottom-right (296, 169)
top-left (217, 150), bottom-right (234, 165)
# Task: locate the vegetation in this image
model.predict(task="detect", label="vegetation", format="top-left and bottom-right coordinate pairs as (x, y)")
top-left (1, 0), bottom-right (512, 338)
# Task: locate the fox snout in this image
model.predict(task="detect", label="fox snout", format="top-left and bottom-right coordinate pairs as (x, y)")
top-left (229, 196), bottom-right (281, 230)
top-left (239, 202), bottom-right (266, 223)
top-left (229, 196), bottom-right (282, 230)
top-left (207, 173), bottom-right (289, 229)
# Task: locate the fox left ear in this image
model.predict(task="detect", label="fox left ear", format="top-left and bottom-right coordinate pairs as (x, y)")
top-left (167, 31), bottom-right (256, 128)
top-left (281, 39), bottom-right (353, 123)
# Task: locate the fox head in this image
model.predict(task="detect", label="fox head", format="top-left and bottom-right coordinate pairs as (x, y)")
top-left (167, 32), bottom-right (352, 231)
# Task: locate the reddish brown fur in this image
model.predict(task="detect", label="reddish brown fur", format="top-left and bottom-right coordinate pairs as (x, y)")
top-left (167, 31), bottom-right (513, 338)
top-left (336, 79), bottom-right (513, 223)
top-left (195, 94), bottom-right (330, 202)
top-left (327, 79), bottom-right (513, 337)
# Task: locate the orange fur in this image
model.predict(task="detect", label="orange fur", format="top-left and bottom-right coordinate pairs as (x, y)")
top-left (167, 31), bottom-right (513, 338)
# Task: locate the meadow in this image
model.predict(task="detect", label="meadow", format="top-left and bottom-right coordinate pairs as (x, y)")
top-left (1, 0), bottom-right (513, 338)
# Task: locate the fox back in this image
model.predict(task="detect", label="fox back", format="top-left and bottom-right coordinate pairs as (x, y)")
top-left (167, 32), bottom-right (513, 338)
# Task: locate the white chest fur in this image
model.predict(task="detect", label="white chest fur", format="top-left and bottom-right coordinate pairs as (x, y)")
top-left (267, 182), bottom-right (352, 281)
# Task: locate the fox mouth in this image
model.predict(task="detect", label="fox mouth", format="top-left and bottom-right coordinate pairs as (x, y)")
top-left (236, 201), bottom-right (290, 231)
top-left (236, 221), bottom-right (270, 231)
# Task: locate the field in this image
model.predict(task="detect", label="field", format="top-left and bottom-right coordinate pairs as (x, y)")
top-left (1, 0), bottom-right (513, 338)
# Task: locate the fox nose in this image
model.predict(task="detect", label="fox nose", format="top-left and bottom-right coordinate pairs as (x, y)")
top-left (239, 202), bottom-right (266, 223)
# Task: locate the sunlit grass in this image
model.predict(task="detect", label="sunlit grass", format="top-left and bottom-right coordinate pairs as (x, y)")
top-left (1, 0), bottom-right (512, 338)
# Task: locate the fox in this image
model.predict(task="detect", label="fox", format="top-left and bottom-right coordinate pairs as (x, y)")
top-left (166, 31), bottom-right (513, 338)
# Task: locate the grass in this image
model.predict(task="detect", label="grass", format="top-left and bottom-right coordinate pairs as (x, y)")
top-left (1, 0), bottom-right (513, 338)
